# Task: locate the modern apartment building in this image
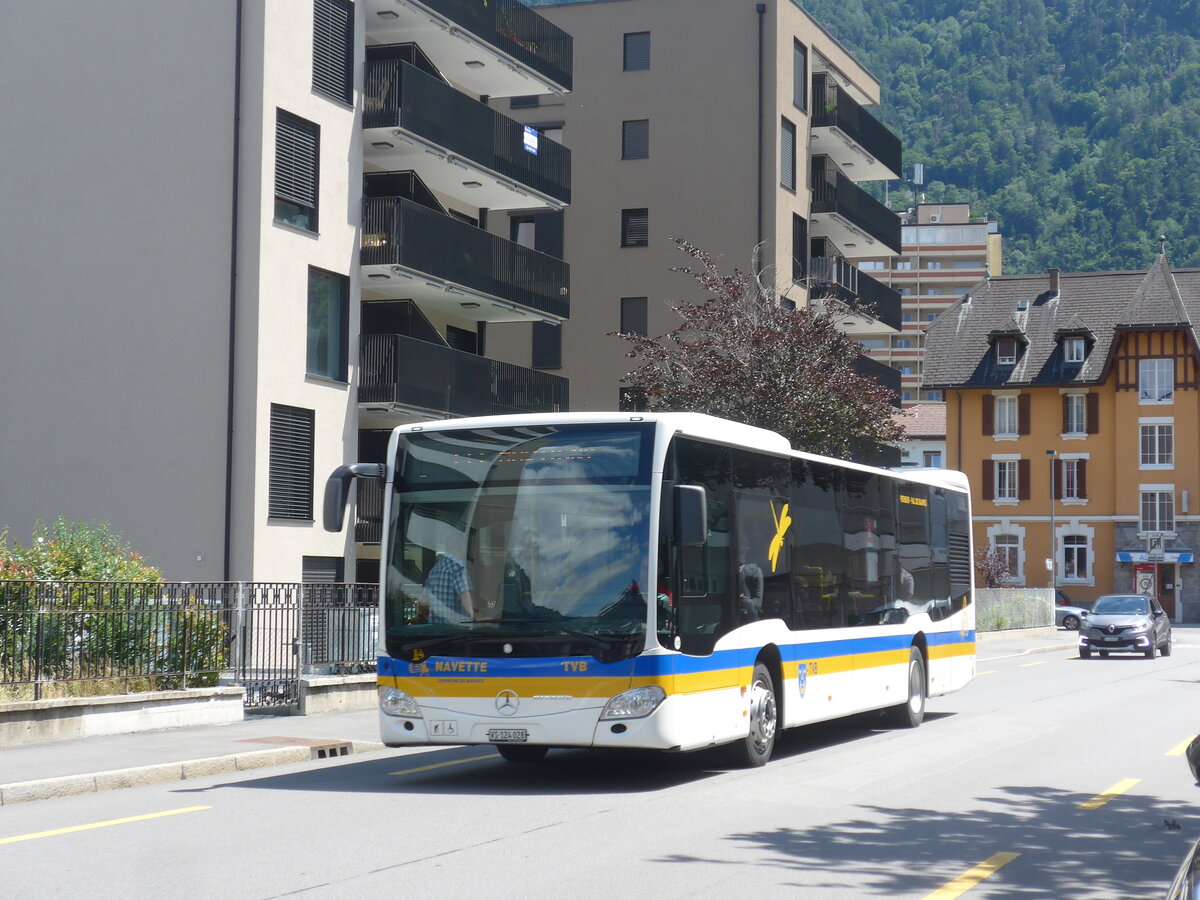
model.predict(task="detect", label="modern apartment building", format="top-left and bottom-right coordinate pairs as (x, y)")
top-left (489, 0), bottom-right (903, 412)
top-left (924, 257), bottom-right (1200, 622)
top-left (859, 203), bottom-right (1003, 404)
top-left (0, 0), bottom-right (572, 582)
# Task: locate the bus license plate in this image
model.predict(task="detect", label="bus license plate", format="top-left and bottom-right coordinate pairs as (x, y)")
top-left (488, 728), bottom-right (528, 743)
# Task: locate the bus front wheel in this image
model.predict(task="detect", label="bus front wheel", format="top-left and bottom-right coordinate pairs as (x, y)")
top-left (727, 662), bottom-right (778, 768)
top-left (495, 744), bottom-right (549, 763)
top-left (886, 646), bottom-right (926, 729)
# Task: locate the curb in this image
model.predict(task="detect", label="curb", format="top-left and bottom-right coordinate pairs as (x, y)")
top-left (0, 740), bottom-right (386, 807)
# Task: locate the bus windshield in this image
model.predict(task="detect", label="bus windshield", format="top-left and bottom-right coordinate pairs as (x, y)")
top-left (384, 424), bottom-right (653, 661)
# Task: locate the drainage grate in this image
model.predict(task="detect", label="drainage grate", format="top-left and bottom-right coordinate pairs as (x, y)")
top-left (237, 735), bottom-right (354, 759)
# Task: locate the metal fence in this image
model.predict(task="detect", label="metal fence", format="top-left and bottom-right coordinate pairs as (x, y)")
top-left (976, 588), bottom-right (1054, 631)
top-left (0, 581), bottom-right (379, 710)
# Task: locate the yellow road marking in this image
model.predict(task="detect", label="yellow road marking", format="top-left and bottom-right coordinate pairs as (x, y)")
top-left (1019, 661), bottom-right (1046, 668)
top-left (1079, 778), bottom-right (1141, 810)
top-left (0, 806), bottom-right (210, 846)
top-left (923, 852), bottom-right (1020, 899)
top-left (389, 753), bottom-right (499, 776)
top-left (976, 670), bottom-right (997, 676)
top-left (1167, 736), bottom-right (1197, 757)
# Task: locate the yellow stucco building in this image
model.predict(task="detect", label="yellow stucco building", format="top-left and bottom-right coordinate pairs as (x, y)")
top-left (924, 256), bottom-right (1200, 622)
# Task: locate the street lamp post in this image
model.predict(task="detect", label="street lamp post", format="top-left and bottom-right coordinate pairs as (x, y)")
top-left (1047, 449), bottom-right (1057, 589)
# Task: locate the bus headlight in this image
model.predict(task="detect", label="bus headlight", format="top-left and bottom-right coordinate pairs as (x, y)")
top-left (601, 686), bottom-right (666, 720)
top-left (379, 686), bottom-right (422, 718)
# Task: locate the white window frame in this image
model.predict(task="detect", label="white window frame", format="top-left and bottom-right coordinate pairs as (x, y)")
top-left (997, 338), bottom-right (1018, 365)
top-left (1139, 358), bottom-right (1174, 403)
top-left (1139, 419), bottom-right (1174, 469)
top-left (995, 394), bottom-right (1018, 437)
top-left (1064, 337), bottom-right (1086, 363)
top-left (987, 522), bottom-right (1026, 585)
top-left (994, 458), bottom-right (1018, 501)
top-left (1063, 393), bottom-right (1086, 435)
top-left (1056, 523), bottom-right (1095, 586)
top-left (1139, 485), bottom-right (1176, 534)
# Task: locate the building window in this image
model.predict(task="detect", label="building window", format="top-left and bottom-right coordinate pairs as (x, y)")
top-left (1064, 394), bottom-right (1086, 435)
top-left (269, 404), bottom-right (315, 520)
top-left (621, 208), bottom-right (648, 247)
top-left (1139, 358), bottom-right (1174, 402)
top-left (302, 555), bottom-right (344, 583)
top-left (793, 40), bottom-right (808, 112)
top-left (1140, 490), bottom-right (1175, 532)
top-left (620, 297), bottom-right (648, 336)
top-left (1060, 459), bottom-right (1086, 500)
top-left (995, 460), bottom-right (1018, 500)
top-left (312, 0), bottom-right (354, 104)
top-left (780, 117), bottom-right (796, 192)
top-left (994, 533), bottom-right (1020, 576)
top-left (922, 390), bottom-right (943, 402)
top-left (307, 267), bottom-right (348, 381)
top-left (995, 395), bottom-right (1017, 436)
top-left (895, 338), bottom-right (912, 349)
top-left (1064, 337), bottom-right (1086, 363)
top-left (792, 214), bottom-right (808, 282)
top-left (1141, 424), bottom-right (1174, 467)
top-left (902, 313), bottom-right (913, 322)
top-left (623, 32), bottom-right (650, 70)
top-left (926, 287), bottom-right (943, 295)
top-left (1062, 535), bottom-right (1089, 580)
top-left (622, 119), bottom-right (649, 159)
top-left (275, 110), bottom-right (319, 231)
top-left (996, 338), bottom-right (1018, 365)
top-left (927, 314), bottom-right (938, 322)
top-left (510, 96), bottom-right (540, 109)
top-left (901, 391), bottom-right (913, 402)
top-left (511, 215), bottom-right (535, 248)
top-left (923, 450), bottom-right (943, 467)
top-left (896, 260), bottom-right (912, 270)
top-left (531, 322), bottom-right (561, 369)
top-left (926, 260), bottom-right (942, 269)
top-left (860, 260), bottom-right (884, 271)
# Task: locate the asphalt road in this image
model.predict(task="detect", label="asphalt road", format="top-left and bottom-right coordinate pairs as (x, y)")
top-left (4, 638), bottom-right (1199, 899)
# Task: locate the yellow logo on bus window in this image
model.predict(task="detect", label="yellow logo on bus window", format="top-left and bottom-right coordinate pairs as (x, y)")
top-left (768, 500), bottom-right (792, 573)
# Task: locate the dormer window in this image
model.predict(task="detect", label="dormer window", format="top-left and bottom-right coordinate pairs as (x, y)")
top-left (1064, 337), bottom-right (1086, 363)
top-left (996, 338), bottom-right (1018, 365)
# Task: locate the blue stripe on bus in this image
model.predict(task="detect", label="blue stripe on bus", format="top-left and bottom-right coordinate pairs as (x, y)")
top-left (379, 630), bottom-right (975, 680)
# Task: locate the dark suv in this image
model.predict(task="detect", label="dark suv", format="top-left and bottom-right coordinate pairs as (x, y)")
top-left (1078, 594), bottom-right (1172, 658)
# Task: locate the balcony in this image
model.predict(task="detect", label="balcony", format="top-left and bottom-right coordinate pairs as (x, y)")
top-left (810, 157), bottom-right (902, 257)
top-left (364, 59), bottom-right (570, 210)
top-left (362, 195), bottom-right (569, 323)
top-left (359, 333), bottom-right (569, 419)
top-left (811, 73), bottom-right (901, 181)
top-left (366, 0), bottom-right (572, 97)
top-left (810, 257), bottom-right (901, 332)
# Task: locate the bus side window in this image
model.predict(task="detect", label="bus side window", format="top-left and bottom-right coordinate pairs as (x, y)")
top-left (672, 438), bottom-right (732, 653)
top-left (791, 460), bottom-right (847, 629)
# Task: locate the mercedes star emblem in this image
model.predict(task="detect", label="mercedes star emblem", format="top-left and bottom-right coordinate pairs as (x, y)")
top-left (495, 690), bottom-right (519, 716)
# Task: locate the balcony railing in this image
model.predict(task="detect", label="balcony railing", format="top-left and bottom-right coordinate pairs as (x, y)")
top-left (414, 0), bottom-right (572, 91)
top-left (811, 73), bottom-right (901, 178)
top-left (810, 257), bottom-right (901, 330)
top-left (362, 196), bottom-right (569, 319)
top-left (359, 333), bottom-right (569, 419)
top-left (364, 59), bottom-right (570, 204)
top-left (811, 158), bottom-right (902, 254)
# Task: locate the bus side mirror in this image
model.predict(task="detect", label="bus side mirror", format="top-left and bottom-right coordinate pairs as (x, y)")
top-left (675, 485), bottom-right (707, 546)
top-left (323, 463), bottom-right (385, 532)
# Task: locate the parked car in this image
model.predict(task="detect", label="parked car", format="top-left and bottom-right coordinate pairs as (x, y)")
top-left (1077, 593), bottom-right (1172, 658)
top-left (1164, 734), bottom-right (1200, 897)
top-left (1054, 590), bottom-right (1093, 630)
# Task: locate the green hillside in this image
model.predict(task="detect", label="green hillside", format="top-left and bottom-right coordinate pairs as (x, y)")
top-left (801, 0), bottom-right (1200, 273)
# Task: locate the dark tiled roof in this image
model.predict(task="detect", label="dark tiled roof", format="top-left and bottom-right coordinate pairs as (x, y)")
top-left (923, 257), bottom-right (1200, 389)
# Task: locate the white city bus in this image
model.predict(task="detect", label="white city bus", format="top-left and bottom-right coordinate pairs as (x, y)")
top-left (324, 412), bottom-right (975, 766)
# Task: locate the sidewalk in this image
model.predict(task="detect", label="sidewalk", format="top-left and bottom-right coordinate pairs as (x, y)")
top-left (1, 626), bottom-right (1181, 806)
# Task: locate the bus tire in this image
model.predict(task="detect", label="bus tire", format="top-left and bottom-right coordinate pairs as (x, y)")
top-left (495, 744), bottom-right (549, 763)
top-left (886, 646), bottom-right (926, 729)
top-left (727, 662), bottom-right (778, 768)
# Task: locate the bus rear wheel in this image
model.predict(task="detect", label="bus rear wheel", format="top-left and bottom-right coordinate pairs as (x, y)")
top-left (885, 646), bottom-right (926, 728)
top-left (495, 744), bottom-right (549, 763)
top-left (727, 662), bottom-right (778, 768)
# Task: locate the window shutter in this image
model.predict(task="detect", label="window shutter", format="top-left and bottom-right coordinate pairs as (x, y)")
top-left (622, 120), bottom-right (649, 159)
top-left (793, 41), bottom-right (808, 111)
top-left (792, 214), bottom-right (808, 282)
top-left (982, 461), bottom-right (994, 501)
top-left (269, 404), bottom-right (315, 520)
top-left (313, 0), bottom-right (354, 104)
top-left (276, 111), bottom-right (319, 210)
top-left (1053, 459), bottom-right (1063, 500)
top-left (1078, 460), bottom-right (1088, 499)
top-left (781, 118), bottom-right (796, 191)
top-left (621, 208), bottom-right (648, 247)
top-left (623, 32), bottom-right (650, 71)
top-left (1017, 394), bottom-right (1031, 435)
top-left (1086, 393), bottom-right (1099, 434)
top-left (982, 395), bottom-right (995, 436)
top-left (531, 322), bottom-right (562, 369)
top-left (1018, 459), bottom-right (1030, 500)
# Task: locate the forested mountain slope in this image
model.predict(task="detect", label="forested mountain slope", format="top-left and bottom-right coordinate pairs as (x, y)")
top-left (801, 0), bottom-right (1200, 273)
